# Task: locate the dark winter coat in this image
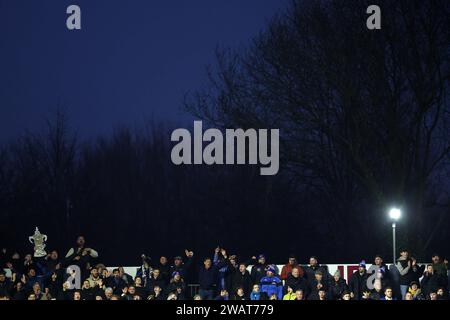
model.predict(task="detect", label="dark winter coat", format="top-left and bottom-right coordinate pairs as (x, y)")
top-left (198, 260), bottom-right (227, 291)
top-left (284, 274), bottom-right (309, 296)
top-left (230, 270), bottom-right (252, 297)
top-left (156, 263), bottom-right (171, 284)
top-left (57, 289), bottom-right (74, 301)
top-left (369, 288), bottom-right (384, 300)
top-left (81, 288), bottom-right (95, 300)
top-left (148, 275), bottom-right (166, 293)
top-left (167, 280), bottom-right (186, 295)
top-left (307, 278), bottom-right (329, 299)
top-left (0, 277), bottom-right (13, 296)
top-left (169, 257), bottom-right (193, 280)
top-left (106, 276), bottom-right (127, 295)
top-left (396, 256), bottom-right (415, 286)
top-left (421, 273), bottom-right (447, 296)
top-left (250, 263), bottom-right (267, 284)
top-left (410, 264), bottom-right (425, 285)
top-left (134, 286), bottom-right (149, 299)
top-left (12, 288), bottom-right (27, 300)
top-left (223, 262), bottom-right (239, 293)
top-left (304, 265), bottom-right (330, 283)
top-left (328, 278), bottom-right (348, 300)
top-left (348, 270), bottom-right (369, 300)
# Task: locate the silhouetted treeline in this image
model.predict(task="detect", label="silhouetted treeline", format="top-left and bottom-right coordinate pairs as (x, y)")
top-left (0, 109), bottom-right (449, 265)
top-left (0, 112), bottom-right (318, 265)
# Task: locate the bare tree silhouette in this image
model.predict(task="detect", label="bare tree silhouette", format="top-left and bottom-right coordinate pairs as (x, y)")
top-left (185, 0), bottom-right (450, 256)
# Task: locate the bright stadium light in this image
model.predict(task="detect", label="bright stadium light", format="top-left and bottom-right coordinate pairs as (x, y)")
top-left (389, 208), bottom-right (401, 221)
top-left (388, 207), bottom-right (402, 264)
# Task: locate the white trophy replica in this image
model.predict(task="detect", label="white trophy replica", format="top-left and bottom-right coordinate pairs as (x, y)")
top-left (29, 227), bottom-right (48, 258)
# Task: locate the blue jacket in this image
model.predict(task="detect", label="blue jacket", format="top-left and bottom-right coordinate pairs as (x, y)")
top-left (260, 275), bottom-right (283, 300)
top-left (250, 291), bottom-right (261, 300)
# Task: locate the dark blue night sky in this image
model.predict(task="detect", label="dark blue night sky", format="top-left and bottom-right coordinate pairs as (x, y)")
top-left (0, 0), bottom-right (288, 142)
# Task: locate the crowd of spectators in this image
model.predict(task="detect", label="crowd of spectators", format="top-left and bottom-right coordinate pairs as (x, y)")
top-left (0, 236), bottom-right (448, 301)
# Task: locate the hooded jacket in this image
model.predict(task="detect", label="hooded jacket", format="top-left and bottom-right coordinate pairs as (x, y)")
top-left (260, 275), bottom-right (283, 300)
